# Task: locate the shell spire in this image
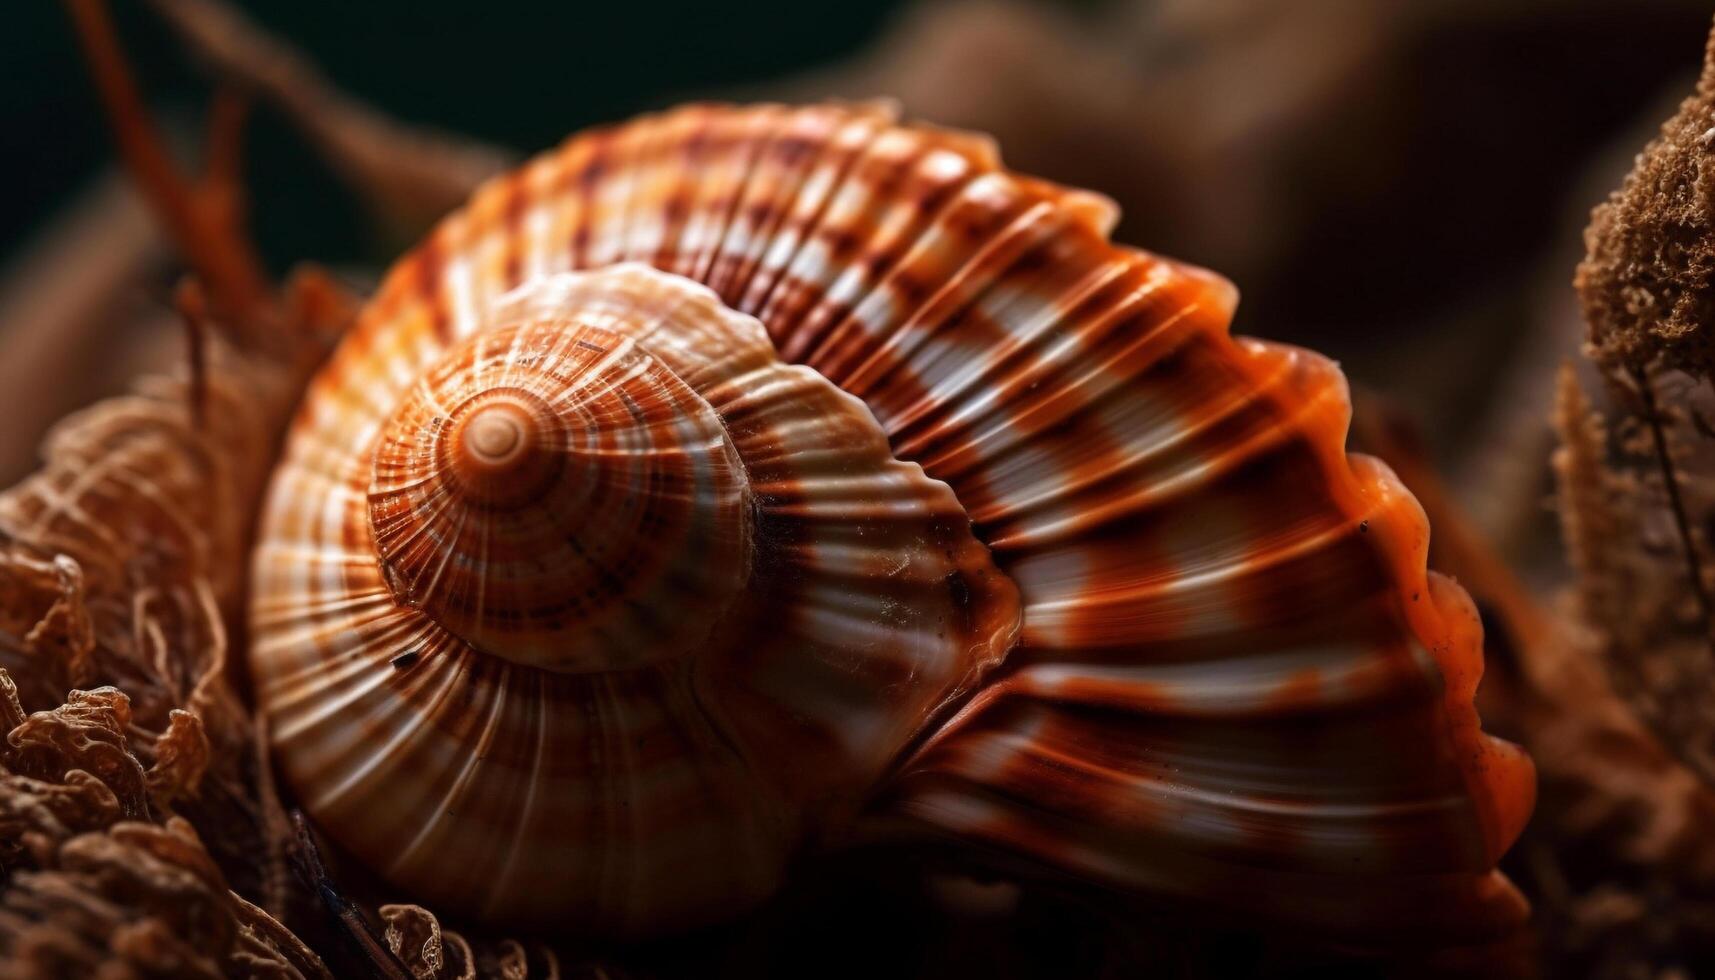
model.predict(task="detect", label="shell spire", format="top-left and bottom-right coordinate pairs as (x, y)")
top-left (366, 316), bottom-right (753, 672)
top-left (249, 102), bottom-right (1533, 944)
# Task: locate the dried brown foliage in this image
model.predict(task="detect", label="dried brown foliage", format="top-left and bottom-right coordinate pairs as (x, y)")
top-left (0, 276), bottom-right (340, 975)
top-left (0, 7), bottom-right (356, 972)
top-left (377, 904), bottom-right (580, 980)
top-left (0, 678), bottom-right (330, 977)
top-left (1579, 23), bottom-right (1715, 381)
top-left (1568, 15), bottom-right (1715, 795)
top-left (1553, 365), bottom-right (1715, 787)
top-left (1512, 640), bottom-right (1715, 975)
top-left (1536, 13), bottom-right (1715, 978)
top-left (0, 2), bottom-right (592, 976)
top-left (0, 313), bottom-right (309, 889)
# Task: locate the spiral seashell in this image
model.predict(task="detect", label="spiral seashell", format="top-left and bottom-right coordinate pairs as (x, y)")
top-left (249, 102), bottom-right (1534, 942)
top-left (254, 261), bottom-right (1019, 932)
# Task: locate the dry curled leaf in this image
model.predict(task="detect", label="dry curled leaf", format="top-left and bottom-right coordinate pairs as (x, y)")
top-left (0, 246), bottom-right (342, 901)
top-left (7, 688), bottom-right (151, 821)
top-left (146, 707), bottom-right (210, 810)
top-left (382, 905), bottom-right (451, 980)
top-left (377, 903), bottom-right (590, 980)
top-left (19, 557), bottom-right (96, 691)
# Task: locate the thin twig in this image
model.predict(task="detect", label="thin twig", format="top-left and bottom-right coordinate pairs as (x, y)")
top-left (173, 279), bottom-right (209, 427)
top-left (201, 87), bottom-right (251, 235)
top-left (144, 0), bottom-right (512, 237)
top-left (1630, 363), bottom-right (1715, 656)
top-left (290, 811), bottom-right (414, 980)
top-left (60, 0), bottom-right (271, 326)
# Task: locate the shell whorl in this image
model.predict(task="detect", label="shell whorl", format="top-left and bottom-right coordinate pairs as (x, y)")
top-left (366, 314), bottom-right (752, 673)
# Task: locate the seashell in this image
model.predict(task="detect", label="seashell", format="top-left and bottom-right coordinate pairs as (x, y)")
top-left (254, 262), bottom-right (1020, 932)
top-left (248, 102), bottom-right (1534, 942)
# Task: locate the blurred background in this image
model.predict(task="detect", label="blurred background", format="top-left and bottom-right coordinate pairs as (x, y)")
top-left (7, 1), bottom-right (1715, 975)
top-left (5, 0), bottom-right (1714, 557)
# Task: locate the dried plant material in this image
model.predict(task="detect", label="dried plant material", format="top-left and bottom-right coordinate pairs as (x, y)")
top-left (382, 904), bottom-right (482, 980)
top-left (19, 557), bottom-right (97, 691)
top-left (1578, 21), bottom-right (1715, 380)
top-left (1501, 619), bottom-right (1715, 978)
top-left (0, 818), bottom-right (332, 978)
top-left (7, 688), bottom-right (152, 821)
top-left (0, 554), bottom-right (99, 698)
top-left (0, 5), bottom-right (360, 971)
top-left (0, 268), bottom-right (345, 738)
top-left (1566, 16), bottom-right (1715, 799)
top-left (0, 278), bottom-right (335, 966)
top-left (381, 905), bottom-right (452, 980)
top-left (0, 329), bottom-right (310, 889)
top-left (63, 0), bottom-right (271, 328)
top-left (0, 771), bottom-right (121, 869)
top-left (377, 903), bottom-right (591, 980)
top-left (1554, 366), bottom-right (1628, 637)
top-left (146, 708), bottom-right (210, 810)
top-left (1551, 362), bottom-right (1715, 788)
top-left (0, 673), bottom-right (24, 734)
top-left (143, 0), bottom-right (514, 238)
top-left (228, 891), bottom-right (332, 980)
top-left (0, 673), bottom-right (330, 978)
top-left (1554, 23), bottom-right (1715, 954)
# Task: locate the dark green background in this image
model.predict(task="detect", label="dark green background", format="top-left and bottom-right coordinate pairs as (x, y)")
top-left (3, 1), bottom-right (910, 269)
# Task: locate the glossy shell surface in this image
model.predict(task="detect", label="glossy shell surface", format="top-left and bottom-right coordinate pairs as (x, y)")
top-left (255, 263), bottom-right (1017, 933)
top-left (249, 102), bottom-right (1533, 941)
